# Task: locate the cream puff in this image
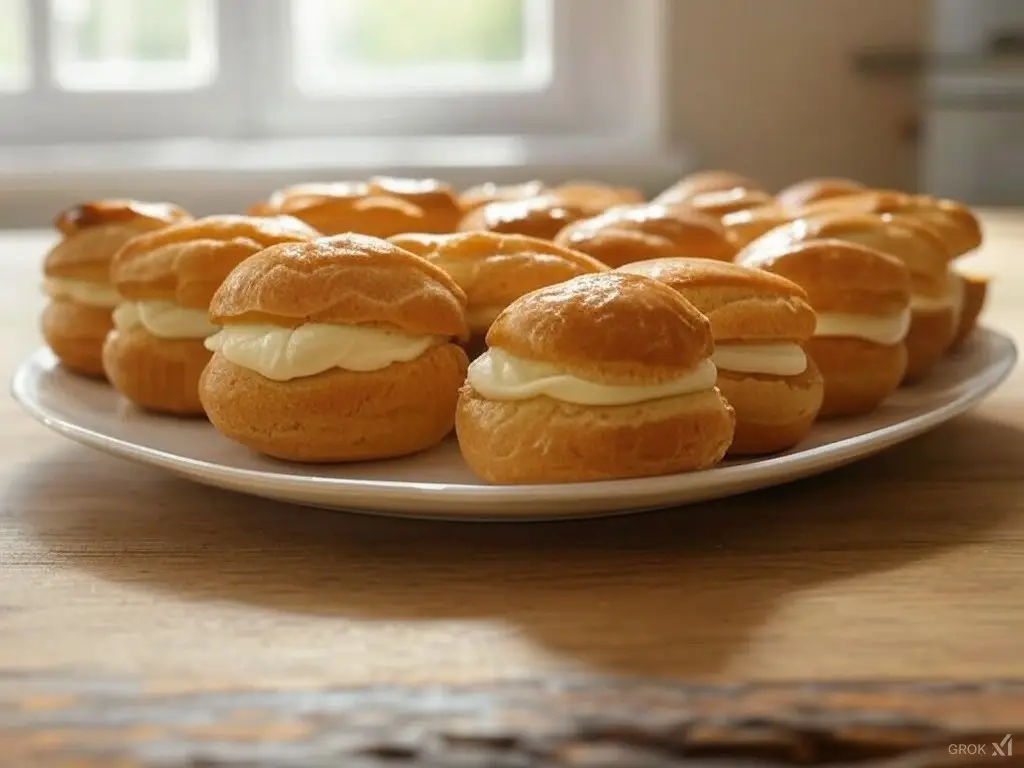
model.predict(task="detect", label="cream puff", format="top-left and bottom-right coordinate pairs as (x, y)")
top-left (654, 170), bottom-right (764, 206)
top-left (737, 239), bottom-right (912, 417)
top-left (687, 187), bottom-right (777, 219)
top-left (744, 211), bottom-right (955, 383)
top-left (104, 214), bottom-right (319, 415)
top-left (775, 177), bottom-right (866, 211)
top-left (554, 204), bottom-right (739, 267)
top-left (458, 181), bottom-right (547, 214)
top-left (41, 200), bottom-right (191, 378)
top-left (457, 195), bottom-right (590, 241)
top-left (389, 231), bottom-right (607, 358)
top-left (456, 272), bottom-right (736, 484)
top-left (548, 181), bottom-right (646, 215)
top-left (249, 177), bottom-right (461, 236)
top-left (618, 258), bottom-right (822, 454)
top-left (721, 206), bottom-right (797, 249)
top-left (247, 182), bottom-right (426, 237)
top-left (200, 235), bottom-right (470, 462)
top-left (950, 273), bottom-right (989, 350)
top-left (367, 176), bottom-right (463, 233)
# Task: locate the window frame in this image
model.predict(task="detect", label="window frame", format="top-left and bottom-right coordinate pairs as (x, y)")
top-left (0, 0), bottom-right (668, 145)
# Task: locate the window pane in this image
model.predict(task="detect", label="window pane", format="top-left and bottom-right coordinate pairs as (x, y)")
top-left (51, 0), bottom-right (216, 91)
top-left (292, 0), bottom-right (552, 95)
top-left (0, 0), bottom-right (28, 92)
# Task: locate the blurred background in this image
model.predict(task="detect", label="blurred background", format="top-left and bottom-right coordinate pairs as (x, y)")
top-left (1, 0), bottom-right (1023, 227)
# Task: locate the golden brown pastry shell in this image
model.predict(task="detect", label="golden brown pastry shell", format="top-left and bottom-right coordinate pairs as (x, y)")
top-left (903, 308), bottom-right (956, 384)
top-left (457, 196), bottom-right (590, 241)
top-left (486, 272), bottom-right (714, 385)
top-left (806, 338), bottom-right (907, 418)
top-left (209, 235), bottom-right (469, 339)
top-left (102, 327), bottom-right (210, 415)
top-left (389, 231), bottom-right (606, 331)
top-left (950, 273), bottom-right (989, 350)
top-left (41, 299), bottom-right (113, 378)
top-left (775, 177), bottom-right (865, 211)
top-left (200, 344), bottom-right (468, 463)
top-left (455, 386), bottom-right (735, 484)
top-left (555, 204), bottom-right (738, 266)
top-left (44, 200), bottom-right (191, 279)
top-left (110, 214), bottom-right (318, 307)
top-left (737, 239), bottom-right (912, 316)
top-left (617, 258), bottom-right (815, 341)
top-left (716, 362), bottom-right (823, 455)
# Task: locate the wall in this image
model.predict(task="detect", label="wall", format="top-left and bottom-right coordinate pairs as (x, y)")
top-left (668, 0), bottom-right (930, 193)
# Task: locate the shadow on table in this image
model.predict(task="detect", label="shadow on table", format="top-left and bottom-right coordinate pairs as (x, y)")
top-left (8, 413), bottom-right (1021, 680)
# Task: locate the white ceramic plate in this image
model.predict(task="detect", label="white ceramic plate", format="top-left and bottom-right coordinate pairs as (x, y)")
top-left (10, 329), bottom-right (1018, 521)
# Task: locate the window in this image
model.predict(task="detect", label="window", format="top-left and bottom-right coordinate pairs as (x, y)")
top-left (50, 0), bottom-right (217, 91)
top-left (0, 0), bottom-right (28, 92)
top-left (0, 0), bottom-right (665, 145)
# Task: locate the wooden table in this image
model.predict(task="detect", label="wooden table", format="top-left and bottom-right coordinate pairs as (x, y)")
top-left (2, 213), bottom-right (1024, 767)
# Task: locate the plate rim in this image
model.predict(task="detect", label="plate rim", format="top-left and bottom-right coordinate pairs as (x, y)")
top-left (9, 328), bottom-right (1019, 509)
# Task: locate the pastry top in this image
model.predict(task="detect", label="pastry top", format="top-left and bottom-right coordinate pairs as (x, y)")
top-left (486, 272), bottom-right (714, 386)
top-left (737, 239), bottom-right (912, 316)
top-left (388, 231), bottom-right (607, 311)
top-left (687, 187), bottom-right (776, 218)
top-left (907, 195), bottom-right (983, 257)
top-left (799, 190), bottom-right (983, 257)
top-left (367, 176), bottom-right (462, 233)
top-left (654, 170), bottom-right (763, 206)
top-left (720, 205), bottom-right (796, 248)
top-left (741, 211), bottom-right (951, 297)
top-left (209, 233), bottom-right (469, 340)
top-left (775, 177), bottom-right (865, 211)
top-left (617, 258), bottom-right (816, 342)
top-left (276, 193), bottom-right (425, 238)
top-left (547, 181), bottom-right (646, 215)
top-left (457, 195), bottom-right (590, 240)
top-left (554, 204), bottom-right (738, 266)
top-left (109, 214), bottom-right (319, 308)
top-left (249, 176), bottom-right (461, 236)
top-left (44, 199), bottom-right (192, 281)
top-left (458, 181), bottom-right (547, 213)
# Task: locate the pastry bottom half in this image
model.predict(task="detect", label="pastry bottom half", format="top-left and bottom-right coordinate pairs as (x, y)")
top-left (716, 361), bottom-right (823, 456)
top-left (199, 343), bottom-right (468, 463)
top-left (903, 307), bottom-right (956, 384)
top-left (950, 275), bottom-right (988, 351)
top-left (455, 386), bottom-right (736, 484)
top-left (41, 299), bottom-right (113, 379)
top-left (807, 337), bottom-right (907, 418)
top-left (102, 326), bottom-right (210, 416)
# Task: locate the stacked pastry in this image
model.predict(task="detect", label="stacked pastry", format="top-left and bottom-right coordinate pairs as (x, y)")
top-left (201, 235), bottom-right (470, 462)
top-left (104, 214), bottom-right (319, 414)
top-left (617, 259), bottom-right (822, 453)
top-left (35, 171), bottom-right (993, 487)
top-left (738, 210), bottom-right (960, 383)
top-left (249, 176), bottom-right (463, 237)
top-left (41, 200), bottom-right (191, 378)
top-left (389, 231), bottom-right (607, 357)
top-left (554, 204), bottom-right (739, 266)
top-left (456, 273), bottom-right (736, 483)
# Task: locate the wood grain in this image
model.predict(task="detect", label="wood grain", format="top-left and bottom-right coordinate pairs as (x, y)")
top-left (2, 213), bottom-right (1024, 764)
top-left (1, 677), bottom-right (1022, 767)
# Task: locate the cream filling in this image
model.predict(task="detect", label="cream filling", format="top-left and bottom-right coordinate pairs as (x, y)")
top-left (712, 343), bottom-right (808, 377)
top-left (42, 277), bottom-right (120, 309)
top-left (113, 301), bottom-right (219, 340)
top-left (204, 323), bottom-right (441, 382)
top-left (467, 347), bottom-right (718, 406)
top-left (813, 308), bottom-right (911, 345)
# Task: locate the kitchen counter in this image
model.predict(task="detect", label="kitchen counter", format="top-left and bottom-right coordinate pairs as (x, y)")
top-left (2, 213), bottom-right (1024, 766)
